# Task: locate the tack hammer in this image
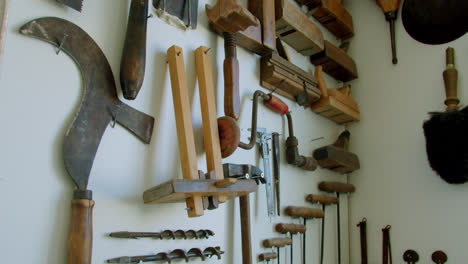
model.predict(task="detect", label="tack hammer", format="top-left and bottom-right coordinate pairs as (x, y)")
top-left (285, 206), bottom-right (324, 264)
top-left (263, 237), bottom-right (292, 264)
top-left (276, 223), bottom-right (306, 264)
top-left (318, 181), bottom-right (356, 264)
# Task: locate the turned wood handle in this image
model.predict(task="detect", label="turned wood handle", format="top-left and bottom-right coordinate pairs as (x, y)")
top-left (315, 65), bottom-right (329, 98)
top-left (67, 199), bottom-right (94, 264)
top-left (259, 252), bottom-right (278, 261)
top-left (319, 181), bottom-right (356, 193)
top-left (263, 237), bottom-right (292, 248)
top-left (444, 47), bottom-right (459, 111)
top-left (224, 56), bottom-right (240, 120)
top-left (306, 194), bottom-right (339, 205)
top-left (285, 206), bottom-right (324, 219)
top-left (120, 0), bottom-right (148, 100)
top-left (375, 0), bottom-right (400, 13)
top-left (263, 94), bottom-right (289, 114)
top-left (275, 223), bottom-right (307, 234)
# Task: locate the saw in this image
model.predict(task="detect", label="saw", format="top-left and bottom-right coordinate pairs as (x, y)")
top-left (56, 0), bottom-right (83, 12)
top-left (20, 17), bottom-right (155, 264)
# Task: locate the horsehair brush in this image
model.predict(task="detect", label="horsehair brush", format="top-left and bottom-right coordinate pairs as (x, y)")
top-left (423, 47), bottom-right (468, 184)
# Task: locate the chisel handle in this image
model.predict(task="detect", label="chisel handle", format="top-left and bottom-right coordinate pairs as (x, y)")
top-left (285, 206), bottom-right (324, 219)
top-left (120, 0), bottom-right (149, 100)
top-left (259, 252), bottom-right (278, 261)
top-left (276, 223), bottom-right (307, 234)
top-left (67, 199), bottom-right (94, 264)
top-left (306, 194), bottom-right (339, 205)
top-left (319, 181), bottom-right (356, 194)
top-left (263, 94), bottom-right (289, 114)
top-left (263, 237), bottom-right (292, 248)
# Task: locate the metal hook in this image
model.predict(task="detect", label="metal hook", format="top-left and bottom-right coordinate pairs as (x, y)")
top-left (56, 33), bottom-right (68, 55)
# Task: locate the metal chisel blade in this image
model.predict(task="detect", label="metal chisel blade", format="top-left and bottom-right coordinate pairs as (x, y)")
top-left (57, 0), bottom-right (83, 12)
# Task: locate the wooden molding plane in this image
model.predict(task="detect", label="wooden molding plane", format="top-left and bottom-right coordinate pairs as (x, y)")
top-left (313, 130), bottom-right (360, 174)
top-left (275, 0), bottom-right (324, 56)
top-left (311, 65), bottom-right (359, 124)
top-left (143, 46), bottom-right (257, 217)
top-left (261, 52), bottom-right (321, 105)
top-left (309, 40), bottom-right (358, 82)
top-left (296, 0), bottom-right (354, 40)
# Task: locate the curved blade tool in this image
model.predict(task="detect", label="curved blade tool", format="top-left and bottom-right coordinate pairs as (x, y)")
top-left (19, 17), bottom-right (155, 264)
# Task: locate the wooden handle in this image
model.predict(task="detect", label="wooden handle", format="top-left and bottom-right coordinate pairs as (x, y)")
top-left (259, 252), bottom-right (278, 261)
top-left (319, 181), bottom-right (355, 193)
top-left (315, 65), bottom-right (329, 98)
top-left (306, 194), bottom-right (339, 205)
top-left (275, 223), bottom-right (307, 234)
top-left (206, 0), bottom-right (259, 34)
top-left (375, 0), bottom-right (400, 13)
top-left (285, 206), bottom-right (324, 219)
top-left (120, 0), bottom-right (148, 100)
top-left (444, 47), bottom-right (459, 111)
top-left (263, 237), bottom-right (292, 248)
top-left (240, 195), bottom-right (252, 264)
top-left (223, 56), bottom-right (240, 120)
top-left (67, 199), bottom-right (94, 264)
top-left (263, 94), bottom-right (289, 114)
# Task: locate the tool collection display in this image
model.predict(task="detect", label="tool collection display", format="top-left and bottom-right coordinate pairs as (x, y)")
top-left (106, 247), bottom-right (224, 263)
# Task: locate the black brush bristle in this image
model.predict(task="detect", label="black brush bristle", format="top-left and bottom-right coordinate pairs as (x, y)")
top-left (423, 107), bottom-right (468, 184)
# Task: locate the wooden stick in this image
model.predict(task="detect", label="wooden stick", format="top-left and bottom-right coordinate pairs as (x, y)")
top-left (0, 0), bottom-right (8, 69)
top-left (167, 45), bottom-right (204, 217)
top-left (306, 194), bottom-right (339, 205)
top-left (318, 181), bottom-right (355, 193)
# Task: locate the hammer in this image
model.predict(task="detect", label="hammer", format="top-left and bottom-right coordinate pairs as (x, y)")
top-left (318, 181), bottom-right (355, 264)
top-left (285, 206), bottom-right (324, 264)
top-left (263, 237), bottom-right (292, 264)
top-left (276, 223), bottom-right (306, 264)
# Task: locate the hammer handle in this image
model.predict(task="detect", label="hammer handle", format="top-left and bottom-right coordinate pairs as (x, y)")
top-left (306, 194), bottom-right (339, 205)
top-left (319, 181), bottom-right (356, 194)
top-left (120, 0), bottom-right (148, 100)
top-left (285, 206), bottom-right (324, 219)
top-left (67, 199), bottom-right (94, 264)
top-left (263, 237), bottom-right (292, 248)
top-left (276, 223), bottom-right (306, 234)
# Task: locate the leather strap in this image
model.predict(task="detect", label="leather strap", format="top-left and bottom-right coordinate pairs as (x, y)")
top-left (382, 225), bottom-right (392, 264)
top-left (357, 218), bottom-right (368, 264)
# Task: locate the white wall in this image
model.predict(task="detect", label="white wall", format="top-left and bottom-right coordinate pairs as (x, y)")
top-left (347, 1), bottom-right (468, 263)
top-left (0, 1), bottom-right (350, 264)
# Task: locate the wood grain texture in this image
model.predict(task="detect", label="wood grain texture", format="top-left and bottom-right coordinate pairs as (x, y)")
top-left (206, 0), bottom-right (259, 33)
top-left (263, 237), bottom-right (292, 247)
top-left (248, 0), bottom-right (276, 50)
top-left (285, 206), bottom-right (324, 218)
top-left (275, 223), bottom-right (307, 233)
top-left (306, 194), bottom-right (339, 205)
top-left (310, 40), bottom-right (358, 82)
top-left (223, 56), bottom-right (240, 120)
top-left (310, 0), bottom-right (354, 40)
top-left (275, 0), bottom-right (324, 56)
top-left (167, 45), bottom-right (204, 217)
top-left (67, 199), bottom-right (94, 264)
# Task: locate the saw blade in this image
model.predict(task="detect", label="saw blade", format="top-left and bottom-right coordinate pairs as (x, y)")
top-left (56, 0), bottom-right (83, 12)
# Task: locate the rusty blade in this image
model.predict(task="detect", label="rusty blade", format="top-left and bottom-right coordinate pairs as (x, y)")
top-left (56, 0), bottom-right (83, 12)
top-left (19, 17), bottom-right (154, 191)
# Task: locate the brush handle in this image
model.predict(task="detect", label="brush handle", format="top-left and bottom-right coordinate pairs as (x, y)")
top-left (444, 47), bottom-right (459, 111)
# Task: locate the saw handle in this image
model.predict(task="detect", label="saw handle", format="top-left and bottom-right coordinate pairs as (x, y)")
top-left (263, 237), bottom-right (292, 248)
top-left (67, 199), bottom-right (94, 264)
top-left (120, 0), bottom-right (149, 100)
top-left (444, 47), bottom-right (459, 111)
top-left (275, 223), bottom-right (307, 234)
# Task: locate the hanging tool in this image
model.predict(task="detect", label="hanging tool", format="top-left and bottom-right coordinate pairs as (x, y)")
top-left (120, 0), bottom-right (149, 100)
top-left (109, 229), bottom-right (214, 239)
top-left (382, 225), bottom-right (392, 264)
top-left (357, 218), bottom-right (368, 264)
top-left (275, 223), bottom-right (306, 264)
top-left (313, 130), bottom-right (360, 174)
top-left (224, 163), bottom-right (265, 264)
top-left (20, 17), bottom-right (155, 264)
top-left (403, 249), bottom-right (419, 264)
top-left (375, 0), bottom-right (401, 64)
top-left (56, 0), bottom-right (83, 12)
top-left (318, 181), bottom-right (355, 264)
top-left (431, 250), bottom-right (447, 264)
top-left (306, 194), bottom-right (339, 264)
top-left (206, 0), bottom-right (259, 120)
top-left (285, 112), bottom-right (318, 170)
top-left (402, 0), bottom-right (467, 45)
top-left (423, 47), bottom-right (468, 184)
top-left (106, 247), bottom-right (224, 263)
top-left (263, 237), bottom-right (292, 264)
top-left (285, 206), bottom-right (324, 264)
top-left (272, 132), bottom-right (281, 216)
top-left (153, 0), bottom-right (198, 29)
top-left (259, 252), bottom-right (278, 264)
top-left (257, 127), bottom-right (275, 217)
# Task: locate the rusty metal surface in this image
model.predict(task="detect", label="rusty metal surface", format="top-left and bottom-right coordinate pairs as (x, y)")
top-left (19, 17), bottom-right (155, 191)
top-left (402, 0), bottom-right (468, 44)
top-left (153, 0), bottom-right (198, 29)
